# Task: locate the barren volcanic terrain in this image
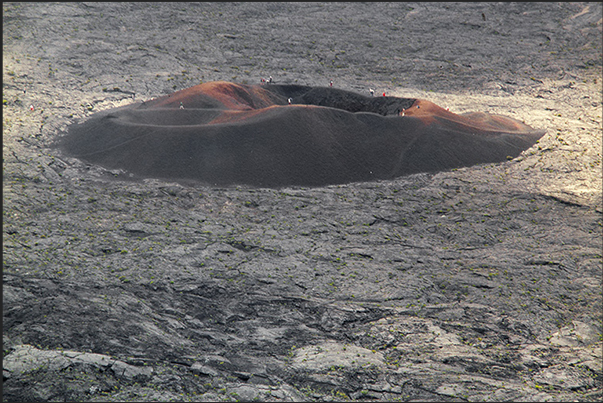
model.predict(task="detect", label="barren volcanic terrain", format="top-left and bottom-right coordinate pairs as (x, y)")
top-left (3, 2), bottom-right (602, 402)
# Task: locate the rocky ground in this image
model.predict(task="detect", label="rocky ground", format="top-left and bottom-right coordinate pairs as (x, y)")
top-left (3, 2), bottom-right (602, 402)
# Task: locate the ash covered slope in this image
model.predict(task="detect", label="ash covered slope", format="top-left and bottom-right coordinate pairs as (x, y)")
top-left (57, 81), bottom-right (544, 187)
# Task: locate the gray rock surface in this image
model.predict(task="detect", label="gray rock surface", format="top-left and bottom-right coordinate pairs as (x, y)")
top-left (3, 2), bottom-right (602, 402)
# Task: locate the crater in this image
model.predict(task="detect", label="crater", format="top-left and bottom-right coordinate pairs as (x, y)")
top-left (55, 81), bottom-right (545, 188)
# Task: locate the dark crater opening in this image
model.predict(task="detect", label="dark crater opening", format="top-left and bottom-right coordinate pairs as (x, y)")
top-left (263, 84), bottom-right (416, 116)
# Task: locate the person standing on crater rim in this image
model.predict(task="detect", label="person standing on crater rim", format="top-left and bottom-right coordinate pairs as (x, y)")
top-left (369, 88), bottom-right (374, 96)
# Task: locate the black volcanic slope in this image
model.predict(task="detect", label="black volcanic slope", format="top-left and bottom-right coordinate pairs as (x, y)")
top-left (56, 81), bottom-right (545, 187)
